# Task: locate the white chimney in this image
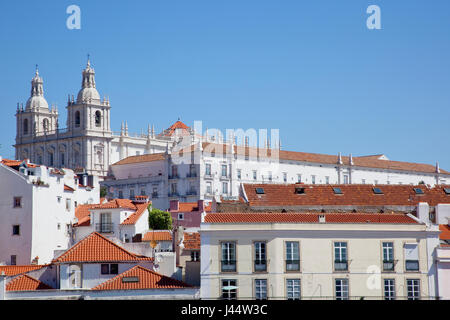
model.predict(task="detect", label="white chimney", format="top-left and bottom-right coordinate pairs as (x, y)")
top-left (318, 214), bottom-right (326, 223)
top-left (417, 202), bottom-right (430, 224)
top-left (436, 204), bottom-right (450, 225)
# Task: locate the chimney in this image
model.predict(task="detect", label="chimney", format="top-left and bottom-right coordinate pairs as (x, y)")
top-left (170, 199), bottom-right (179, 212)
top-left (417, 202), bottom-right (430, 223)
top-left (198, 200), bottom-right (205, 213)
top-left (318, 214), bottom-right (326, 223)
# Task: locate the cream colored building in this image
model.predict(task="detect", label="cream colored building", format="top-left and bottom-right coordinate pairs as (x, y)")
top-left (200, 212), bottom-right (439, 300)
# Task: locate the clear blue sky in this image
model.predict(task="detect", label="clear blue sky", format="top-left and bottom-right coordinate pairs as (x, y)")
top-left (1, 1), bottom-right (449, 169)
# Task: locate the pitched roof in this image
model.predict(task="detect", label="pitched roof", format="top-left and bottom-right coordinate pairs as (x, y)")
top-left (91, 265), bottom-right (192, 291)
top-left (203, 212), bottom-right (419, 224)
top-left (91, 198), bottom-right (139, 210)
top-left (160, 120), bottom-right (191, 137)
top-left (143, 230), bottom-right (173, 242)
top-left (121, 203), bottom-right (149, 225)
top-left (112, 153), bottom-right (166, 166)
top-left (64, 184), bottom-right (75, 192)
top-left (173, 202), bottom-right (213, 213)
top-left (52, 232), bottom-right (153, 263)
top-left (183, 232), bottom-right (200, 250)
top-left (439, 224), bottom-right (450, 241)
top-left (6, 274), bottom-right (53, 291)
top-left (243, 184), bottom-right (450, 208)
top-left (0, 265), bottom-right (46, 276)
top-left (74, 203), bottom-right (98, 227)
top-left (1, 158), bottom-right (39, 169)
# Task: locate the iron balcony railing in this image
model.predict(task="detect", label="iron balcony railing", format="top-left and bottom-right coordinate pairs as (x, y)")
top-left (221, 260), bottom-right (236, 272)
top-left (334, 260), bottom-right (348, 271)
top-left (383, 260), bottom-right (395, 272)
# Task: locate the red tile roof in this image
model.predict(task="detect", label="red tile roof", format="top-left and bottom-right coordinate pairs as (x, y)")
top-left (64, 184), bottom-right (75, 192)
top-left (52, 232), bottom-right (153, 263)
top-left (243, 184), bottom-right (450, 208)
top-left (0, 265), bottom-right (46, 276)
top-left (112, 153), bottom-right (166, 166)
top-left (143, 231), bottom-right (173, 242)
top-left (439, 224), bottom-right (450, 241)
top-left (173, 202), bottom-right (212, 213)
top-left (91, 199), bottom-right (138, 210)
top-left (203, 212), bottom-right (419, 224)
top-left (92, 265), bottom-right (192, 291)
top-left (160, 120), bottom-right (191, 137)
top-left (121, 203), bottom-right (149, 225)
top-left (183, 232), bottom-right (200, 250)
top-left (74, 203), bottom-right (98, 227)
top-left (1, 158), bottom-right (39, 169)
top-left (6, 274), bottom-right (53, 291)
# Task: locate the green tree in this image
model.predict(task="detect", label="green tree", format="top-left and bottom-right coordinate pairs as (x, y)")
top-left (148, 205), bottom-right (172, 230)
top-left (100, 186), bottom-right (108, 198)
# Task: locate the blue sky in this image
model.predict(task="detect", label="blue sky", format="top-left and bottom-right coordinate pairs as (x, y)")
top-left (1, 1), bottom-right (449, 169)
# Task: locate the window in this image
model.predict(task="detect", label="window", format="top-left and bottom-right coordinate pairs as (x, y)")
top-left (222, 182), bottom-right (228, 195)
top-left (48, 152), bottom-right (54, 166)
top-left (43, 118), bottom-right (49, 131)
top-left (373, 187), bottom-right (383, 194)
top-left (254, 242), bottom-right (267, 272)
top-left (221, 242), bottom-right (236, 272)
top-left (335, 279), bottom-right (349, 300)
top-left (74, 111), bottom-right (81, 127)
top-left (129, 189), bottom-right (135, 199)
top-left (57, 223), bottom-right (61, 230)
top-left (407, 279), bottom-right (420, 300)
top-left (191, 251), bottom-right (200, 262)
top-left (255, 187), bottom-right (265, 194)
top-left (66, 198), bottom-right (71, 211)
top-left (286, 241), bottom-right (300, 271)
top-left (362, 179), bottom-right (366, 184)
top-left (253, 170), bottom-right (257, 180)
top-left (140, 189), bottom-right (146, 196)
top-left (333, 187), bottom-right (343, 195)
top-left (334, 242), bottom-right (348, 271)
top-left (237, 169), bottom-right (241, 180)
top-left (23, 119), bottom-right (28, 134)
top-left (221, 279), bottom-right (237, 300)
top-left (178, 213), bottom-right (184, 220)
top-left (221, 165), bottom-right (227, 177)
top-left (206, 182), bottom-right (212, 195)
top-left (295, 187), bottom-right (305, 195)
top-left (12, 225), bottom-right (20, 235)
top-left (95, 111), bottom-right (101, 127)
top-left (189, 164), bottom-right (196, 177)
top-left (325, 176), bottom-right (330, 184)
top-left (444, 188), bottom-right (450, 195)
top-left (413, 188), bottom-right (424, 195)
top-left (286, 279), bottom-right (301, 300)
top-left (13, 197), bottom-right (22, 208)
top-left (343, 175), bottom-right (349, 184)
top-left (118, 190), bottom-right (123, 198)
top-left (268, 171), bottom-right (272, 181)
top-left (101, 263), bottom-right (118, 275)
top-left (60, 153), bottom-right (65, 166)
top-left (382, 242), bottom-right (395, 271)
top-left (297, 174), bottom-right (301, 183)
top-left (404, 243), bottom-right (419, 271)
top-left (171, 165), bottom-right (178, 178)
top-left (311, 175), bottom-right (316, 184)
top-left (283, 172), bottom-right (287, 182)
top-left (170, 183), bottom-right (177, 195)
top-left (205, 163), bottom-right (211, 176)
top-left (11, 255), bottom-right (17, 266)
top-left (255, 279), bottom-right (267, 300)
top-left (384, 279), bottom-right (395, 300)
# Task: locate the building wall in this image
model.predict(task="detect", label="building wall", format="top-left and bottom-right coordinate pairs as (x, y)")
top-left (200, 224), bottom-right (431, 300)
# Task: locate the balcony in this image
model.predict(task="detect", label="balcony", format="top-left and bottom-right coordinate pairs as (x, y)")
top-left (151, 192), bottom-right (158, 198)
top-left (285, 260), bottom-right (300, 272)
top-left (254, 260), bottom-right (267, 272)
top-left (186, 190), bottom-right (197, 196)
top-left (383, 260), bottom-right (395, 272)
top-left (334, 260), bottom-right (348, 271)
top-left (221, 260), bottom-right (236, 272)
top-left (95, 223), bottom-right (114, 233)
top-left (168, 174), bottom-right (179, 180)
top-left (186, 172), bottom-right (197, 178)
top-left (405, 260), bottom-right (419, 271)
top-left (168, 192), bottom-right (180, 198)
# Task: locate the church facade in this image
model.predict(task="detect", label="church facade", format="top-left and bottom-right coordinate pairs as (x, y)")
top-left (14, 60), bottom-right (197, 177)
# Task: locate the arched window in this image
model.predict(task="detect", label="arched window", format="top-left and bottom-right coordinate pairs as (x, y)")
top-left (23, 119), bottom-right (28, 135)
top-left (43, 118), bottom-right (49, 132)
top-left (75, 111), bottom-right (80, 127)
top-left (95, 111), bottom-right (101, 127)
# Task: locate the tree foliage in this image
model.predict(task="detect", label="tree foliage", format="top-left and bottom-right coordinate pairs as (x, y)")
top-left (148, 205), bottom-right (172, 230)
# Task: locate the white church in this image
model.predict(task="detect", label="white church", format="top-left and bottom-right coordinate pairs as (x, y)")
top-left (14, 59), bottom-right (198, 177)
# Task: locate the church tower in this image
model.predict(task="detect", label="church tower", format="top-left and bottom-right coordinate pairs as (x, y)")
top-left (66, 58), bottom-right (113, 176)
top-left (15, 66), bottom-right (58, 162)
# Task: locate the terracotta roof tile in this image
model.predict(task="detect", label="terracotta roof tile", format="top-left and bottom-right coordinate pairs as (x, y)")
top-left (174, 202), bottom-right (212, 213)
top-left (183, 232), bottom-right (200, 250)
top-left (439, 224), bottom-right (450, 241)
top-left (204, 212), bottom-right (419, 224)
top-left (92, 265), bottom-right (192, 290)
top-left (112, 153), bottom-right (166, 166)
top-left (0, 265), bottom-right (46, 276)
top-left (52, 232), bottom-right (153, 263)
top-left (243, 184), bottom-right (450, 208)
top-left (121, 203), bottom-right (149, 225)
top-left (64, 184), bottom-right (75, 192)
top-left (143, 231), bottom-right (173, 242)
top-left (6, 274), bottom-right (53, 291)
top-left (74, 203), bottom-right (98, 227)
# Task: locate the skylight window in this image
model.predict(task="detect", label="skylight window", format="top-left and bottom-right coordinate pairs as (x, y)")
top-left (255, 188), bottom-right (265, 194)
top-left (413, 188), bottom-right (424, 195)
top-left (444, 188), bottom-right (450, 195)
top-left (333, 187), bottom-right (343, 195)
top-left (295, 187), bottom-right (305, 194)
top-left (373, 187), bottom-right (383, 195)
